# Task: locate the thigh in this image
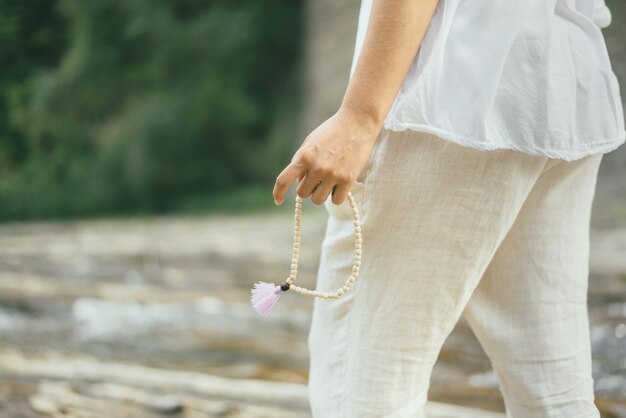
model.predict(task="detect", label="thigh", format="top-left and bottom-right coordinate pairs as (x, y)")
top-left (307, 129), bottom-right (548, 418)
top-left (462, 154), bottom-right (604, 418)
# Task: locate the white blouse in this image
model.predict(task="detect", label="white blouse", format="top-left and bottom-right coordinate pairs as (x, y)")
top-left (350, 0), bottom-right (626, 161)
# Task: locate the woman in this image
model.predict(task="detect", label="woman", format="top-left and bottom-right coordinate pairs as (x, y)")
top-left (273, 0), bottom-right (625, 416)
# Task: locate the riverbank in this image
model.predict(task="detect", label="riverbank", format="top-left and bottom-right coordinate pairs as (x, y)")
top-left (0, 210), bottom-right (623, 416)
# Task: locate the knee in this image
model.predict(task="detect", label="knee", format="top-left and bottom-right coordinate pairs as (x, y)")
top-left (499, 376), bottom-right (600, 418)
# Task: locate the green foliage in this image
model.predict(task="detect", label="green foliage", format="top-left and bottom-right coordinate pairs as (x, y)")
top-left (0, 0), bottom-right (303, 219)
top-left (0, 0), bottom-right (68, 172)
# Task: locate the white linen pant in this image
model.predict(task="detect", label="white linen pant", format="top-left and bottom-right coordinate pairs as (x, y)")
top-left (307, 128), bottom-right (603, 418)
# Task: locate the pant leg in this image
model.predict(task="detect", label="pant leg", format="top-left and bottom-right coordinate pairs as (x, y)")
top-left (462, 153), bottom-right (604, 418)
top-left (307, 129), bottom-right (549, 418)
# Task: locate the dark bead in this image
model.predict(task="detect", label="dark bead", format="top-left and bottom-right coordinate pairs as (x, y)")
top-left (280, 283), bottom-right (290, 291)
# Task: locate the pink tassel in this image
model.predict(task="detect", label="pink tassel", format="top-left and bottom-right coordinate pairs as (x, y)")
top-left (250, 281), bottom-right (283, 317)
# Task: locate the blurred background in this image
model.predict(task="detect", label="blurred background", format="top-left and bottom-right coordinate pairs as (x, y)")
top-left (0, 0), bottom-right (624, 417)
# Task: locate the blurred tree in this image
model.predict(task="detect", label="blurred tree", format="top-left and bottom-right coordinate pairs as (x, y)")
top-left (0, 0), bottom-right (303, 219)
top-left (0, 0), bottom-right (68, 174)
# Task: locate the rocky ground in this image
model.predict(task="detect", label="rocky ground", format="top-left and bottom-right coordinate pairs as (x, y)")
top-left (0, 206), bottom-right (624, 417)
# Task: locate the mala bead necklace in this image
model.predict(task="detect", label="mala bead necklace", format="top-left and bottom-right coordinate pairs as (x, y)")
top-left (250, 191), bottom-right (362, 317)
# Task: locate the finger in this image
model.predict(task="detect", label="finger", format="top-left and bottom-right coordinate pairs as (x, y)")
top-left (274, 163), bottom-right (304, 205)
top-left (329, 182), bottom-right (350, 206)
top-left (310, 178), bottom-right (337, 205)
top-left (296, 171), bottom-right (325, 200)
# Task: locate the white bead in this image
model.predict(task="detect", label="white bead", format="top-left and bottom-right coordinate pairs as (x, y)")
top-left (342, 285), bottom-right (349, 292)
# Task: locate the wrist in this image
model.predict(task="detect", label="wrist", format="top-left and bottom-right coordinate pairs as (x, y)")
top-left (337, 104), bottom-right (384, 139)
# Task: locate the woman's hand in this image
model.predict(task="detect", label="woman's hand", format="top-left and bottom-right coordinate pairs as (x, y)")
top-left (273, 106), bottom-right (381, 206)
top-left (272, 0), bottom-right (440, 207)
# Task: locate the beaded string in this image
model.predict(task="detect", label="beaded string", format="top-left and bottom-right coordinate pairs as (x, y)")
top-left (250, 191), bottom-right (362, 317)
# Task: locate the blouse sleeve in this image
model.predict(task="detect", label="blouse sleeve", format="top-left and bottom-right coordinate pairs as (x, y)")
top-left (592, 0), bottom-right (612, 28)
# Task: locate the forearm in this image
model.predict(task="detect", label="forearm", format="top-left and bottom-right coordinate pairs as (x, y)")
top-left (340, 0), bottom-right (440, 136)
